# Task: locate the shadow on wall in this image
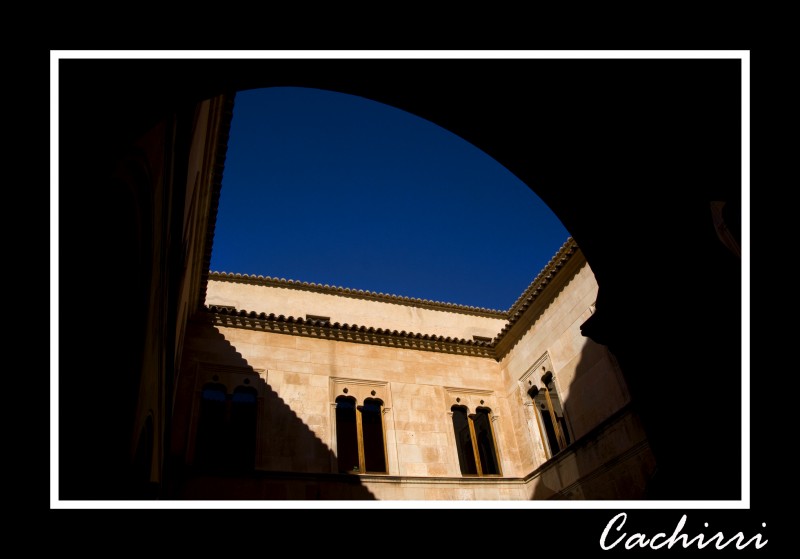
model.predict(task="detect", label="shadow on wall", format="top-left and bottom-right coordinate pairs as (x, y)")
top-left (59, 155), bottom-right (157, 501)
top-left (577, 199), bottom-right (742, 501)
top-left (168, 315), bottom-right (376, 500)
top-left (529, 336), bottom-right (656, 500)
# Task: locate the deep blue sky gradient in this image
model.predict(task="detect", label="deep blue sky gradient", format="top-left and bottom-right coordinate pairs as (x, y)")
top-left (210, 87), bottom-right (571, 311)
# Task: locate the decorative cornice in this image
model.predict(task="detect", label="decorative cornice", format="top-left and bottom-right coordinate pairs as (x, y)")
top-left (506, 237), bottom-right (579, 317)
top-left (492, 240), bottom-right (584, 358)
top-left (203, 239), bottom-right (584, 362)
top-left (444, 386), bottom-right (495, 396)
top-left (519, 352), bottom-right (551, 384)
top-left (207, 272), bottom-right (508, 318)
top-left (206, 306), bottom-right (497, 359)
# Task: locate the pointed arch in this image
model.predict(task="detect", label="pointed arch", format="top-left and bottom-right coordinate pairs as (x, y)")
top-left (451, 404), bottom-right (501, 476)
top-left (335, 395), bottom-right (388, 474)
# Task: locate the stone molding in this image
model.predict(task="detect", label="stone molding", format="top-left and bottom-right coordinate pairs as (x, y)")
top-left (203, 239), bottom-right (584, 362)
top-left (207, 306), bottom-right (496, 358)
top-left (519, 351), bottom-right (552, 391)
top-left (505, 238), bottom-right (579, 316)
top-left (330, 377), bottom-right (392, 408)
top-left (444, 386), bottom-right (497, 412)
top-left (493, 247), bottom-right (586, 359)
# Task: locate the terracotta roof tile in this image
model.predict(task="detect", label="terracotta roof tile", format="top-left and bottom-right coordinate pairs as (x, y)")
top-left (206, 305), bottom-right (496, 358)
top-left (208, 272), bottom-right (508, 318)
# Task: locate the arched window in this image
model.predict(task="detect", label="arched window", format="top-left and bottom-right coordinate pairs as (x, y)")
top-left (230, 386), bottom-right (258, 470)
top-left (335, 396), bottom-right (388, 474)
top-left (194, 382), bottom-right (258, 472)
top-left (451, 405), bottom-right (478, 475)
top-left (360, 398), bottom-right (386, 473)
top-left (335, 395), bottom-right (359, 473)
top-left (451, 405), bottom-right (501, 476)
top-left (473, 407), bottom-right (500, 475)
top-left (527, 370), bottom-right (571, 458)
top-left (195, 383), bottom-right (227, 471)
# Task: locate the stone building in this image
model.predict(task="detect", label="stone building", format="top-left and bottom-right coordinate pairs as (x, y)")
top-left (169, 239), bottom-right (654, 499)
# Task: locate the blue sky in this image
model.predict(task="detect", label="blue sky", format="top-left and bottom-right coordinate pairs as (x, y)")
top-left (210, 87), bottom-right (571, 311)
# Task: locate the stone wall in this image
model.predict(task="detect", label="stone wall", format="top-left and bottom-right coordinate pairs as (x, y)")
top-left (206, 279), bottom-right (507, 340)
top-left (172, 250), bottom-right (654, 499)
top-left (497, 259), bottom-right (648, 495)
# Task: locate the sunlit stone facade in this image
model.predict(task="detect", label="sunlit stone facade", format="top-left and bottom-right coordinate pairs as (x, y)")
top-left (172, 239), bottom-right (655, 499)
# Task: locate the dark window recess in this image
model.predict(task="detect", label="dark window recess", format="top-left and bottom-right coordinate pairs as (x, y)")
top-left (194, 382), bottom-right (258, 473)
top-left (335, 396), bottom-right (360, 473)
top-left (474, 408), bottom-right (500, 475)
top-left (230, 386), bottom-right (258, 470)
top-left (451, 405), bottom-right (501, 476)
top-left (529, 370), bottom-right (572, 458)
top-left (452, 406), bottom-right (478, 475)
top-left (361, 398), bottom-right (386, 473)
top-left (335, 395), bottom-right (388, 474)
